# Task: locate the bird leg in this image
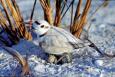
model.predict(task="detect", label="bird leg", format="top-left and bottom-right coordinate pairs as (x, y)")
top-left (48, 53), bottom-right (72, 64)
top-left (55, 54), bottom-right (66, 64)
top-left (56, 53), bottom-right (72, 64)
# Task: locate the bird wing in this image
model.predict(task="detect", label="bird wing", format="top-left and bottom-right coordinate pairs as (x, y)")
top-left (51, 26), bottom-right (90, 49)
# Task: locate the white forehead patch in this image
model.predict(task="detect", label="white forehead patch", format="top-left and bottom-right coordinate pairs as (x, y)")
top-left (32, 20), bottom-right (51, 36)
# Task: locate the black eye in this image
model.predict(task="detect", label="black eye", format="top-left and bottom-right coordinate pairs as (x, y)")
top-left (41, 25), bottom-right (44, 28)
top-left (35, 21), bottom-right (40, 25)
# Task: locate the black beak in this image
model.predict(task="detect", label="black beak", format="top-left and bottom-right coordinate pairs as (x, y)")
top-left (27, 24), bottom-right (35, 32)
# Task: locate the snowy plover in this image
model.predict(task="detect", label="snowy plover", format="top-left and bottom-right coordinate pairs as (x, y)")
top-left (31, 20), bottom-right (90, 64)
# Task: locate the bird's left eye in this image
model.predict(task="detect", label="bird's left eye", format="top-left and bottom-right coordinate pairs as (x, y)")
top-left (41, 25), bottom-right (44, 28)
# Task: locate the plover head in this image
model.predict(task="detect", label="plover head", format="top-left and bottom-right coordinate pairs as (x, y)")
top-left (32, 20), bottom-right (51, 36)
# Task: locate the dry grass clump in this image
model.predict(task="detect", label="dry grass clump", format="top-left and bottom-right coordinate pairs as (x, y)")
top-left (70, 0), bottom-right (91, 38)
top-left (0, 0), bottom-right (31, 75)
top-left (39, 0), bottom-right (53, 25)
top-left (0, 0), bottom-right (32, 46)
top-left (39, 0), bottom-right (91, 38)
top-left (39, 0), bottom-right (109, 38)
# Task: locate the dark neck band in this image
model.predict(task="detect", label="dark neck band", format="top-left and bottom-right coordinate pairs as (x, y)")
top-left (39, 32), bottom-right (47, 37)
